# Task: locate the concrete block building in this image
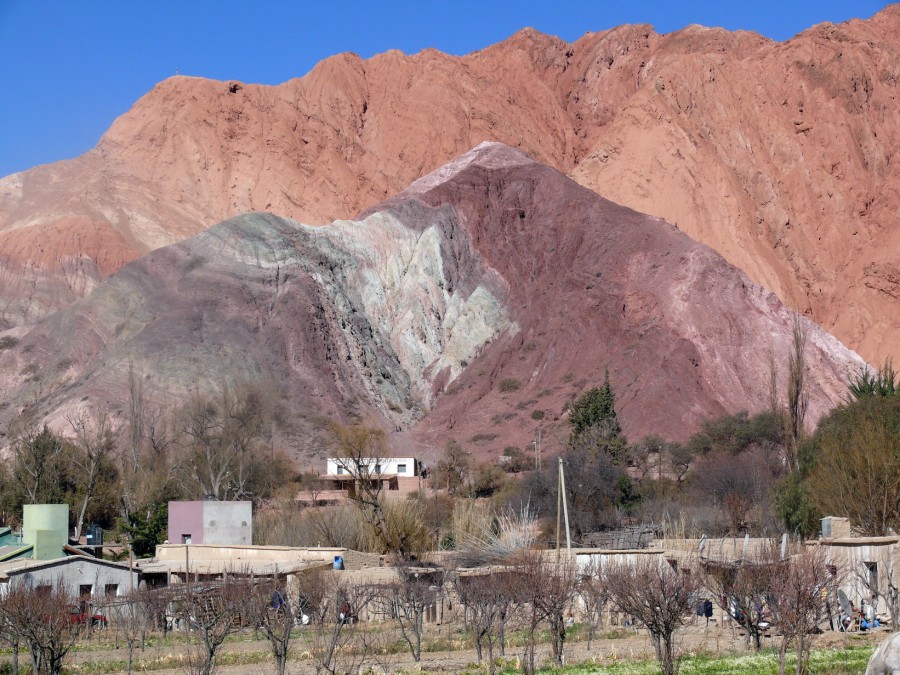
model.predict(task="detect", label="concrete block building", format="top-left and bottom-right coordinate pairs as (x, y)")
top-left (167, 501), bottom-right (252, 546)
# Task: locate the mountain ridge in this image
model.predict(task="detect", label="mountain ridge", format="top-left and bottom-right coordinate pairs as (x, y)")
top-left (0, 144), bottom-right (864, 460)
top-left (1, 8), bottom-right (897, 358)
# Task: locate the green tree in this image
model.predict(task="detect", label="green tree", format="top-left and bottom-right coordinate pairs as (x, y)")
top-left (791, 396), bottom-right (900, 536)
top-left (568, 370), bottom-right (626, 463)
top-left (121, 502), bottom-right (168, 558)
top-left (686, 410), bottom-right (785, 458)
top-left (569, 370), bottom-right (621, 439)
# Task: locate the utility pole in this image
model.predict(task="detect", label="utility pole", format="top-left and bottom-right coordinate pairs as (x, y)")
top-left (556, 457), bottom-right (571, 562)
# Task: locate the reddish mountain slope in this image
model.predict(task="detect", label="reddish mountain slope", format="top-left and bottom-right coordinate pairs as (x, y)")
top-left (0, 7), bottom-right (897, 364)
top-left (0, 145), bottom-right (864, 461)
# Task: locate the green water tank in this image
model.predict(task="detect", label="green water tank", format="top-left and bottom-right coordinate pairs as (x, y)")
top-left (22, 504), bottom-right (69, 560)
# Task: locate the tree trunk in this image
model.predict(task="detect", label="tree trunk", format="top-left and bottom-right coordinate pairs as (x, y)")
top-left (414, 611), bottom-right (422, 662)
top-left (778, 639), bottom-right (788, 675)
top-left (551, 613), bottom-right (566, 667)
top-left (795, 633), bottom-right (806, 675)
top-left (652, 632), bottom-right (678, 675)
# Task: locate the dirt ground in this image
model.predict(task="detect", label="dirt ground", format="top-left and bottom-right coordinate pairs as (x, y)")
top-left (35, 620), bottom-right (884, 674)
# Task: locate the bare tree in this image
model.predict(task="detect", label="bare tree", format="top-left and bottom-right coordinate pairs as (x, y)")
top-left (430, 440), bottom-right (471, 494)
top-left (119, 363), bottom-right (178, 523)
top-left (767, 546), bottom-right (842, 675)
top-left (9, 415), bottom-right (64, 505)
top-left (0, 578), bottom-right (83, 675)
top-left (578, 558), bottom-right (608, 649)
top-left (376, 564), bottom-right (444, 663)
top-left (509, 552), bottom-right (579, 672)
top-left (509, 559), bottom-right (546, 675)
top-left (0, 603), bottom-right (22, 675)
top-left (534, 559), bottom-right (579, 668)
top-left (67, 408), bottom-right (118, 540)
top-left (170, 573), bottom-right (252, 675)
top-left (605, 558), bottom-right (695, 675)
top-left (693, 451), bottom-right (772, 535)
top-left (107, 591), bottom-right (148, 675)
top-left (453, 571), bottom-right (511, 675)
top-left (327, 421), bottom-right (398, 554)
top-left (768, 343), bottom-right (780, 415)
top-left (702, 554), bottom-right (777, 652)
top-left (298, 574), bottom-right (377, 675)
top-left (179, 382), bottom-right (270, 501)
top-left (246, 575), bottom-right (297, 675)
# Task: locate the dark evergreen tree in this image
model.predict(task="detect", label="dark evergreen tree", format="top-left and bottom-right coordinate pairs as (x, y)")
top-left (121, 502), bottom-right (168, 558)
top-left (568, 370), bottom-right (626, 463)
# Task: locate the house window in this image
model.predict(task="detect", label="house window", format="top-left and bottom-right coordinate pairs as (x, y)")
top-left (397, 463), bottom-right (407, 474)
top-left (105, 584), bottom-right (118, 597)
top-left (337, 466), bottom-right (345, 475)
top-left (866, 562), bottom-right (878, 595)
top-left (375, 464), bottom-right (382, 474)
top-left (182, 534), bottom-right (192, 544)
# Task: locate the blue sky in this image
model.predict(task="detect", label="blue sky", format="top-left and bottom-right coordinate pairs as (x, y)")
top-left (0, 0), bottom-right (891, 178)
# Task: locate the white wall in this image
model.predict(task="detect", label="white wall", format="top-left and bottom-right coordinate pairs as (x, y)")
top-left (326, 457), bottom-right (418, 476)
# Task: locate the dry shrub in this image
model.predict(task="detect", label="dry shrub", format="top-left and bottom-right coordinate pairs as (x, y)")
top-left (357, 498), bottom-right (435, 557)
top-left (255, 502), bottom-right (366, 549)
top-left (453, 503), bottom-right (536, 566)
top-left (451, 499), bottom-right (494, 549)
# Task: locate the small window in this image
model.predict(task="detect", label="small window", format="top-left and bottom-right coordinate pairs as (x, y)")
top-left (866, 562), bottom-right (878, 595)
top-left (397, 464), bottom-right (407, 474)
top-left (375, 464), bottom-right (382, 474)
top-left (182, 534), bottom-right (192, 544)
top-left (105, 584), bottom-right (118, 597)
top-left (336, 466), bottom-right (345, 475)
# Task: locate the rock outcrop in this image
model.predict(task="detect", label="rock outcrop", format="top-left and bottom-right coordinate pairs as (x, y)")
top-left (0, 144), bottom-right (864, 459)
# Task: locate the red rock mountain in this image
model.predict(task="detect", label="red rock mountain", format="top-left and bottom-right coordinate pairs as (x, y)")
top-left (0, 145), bottom-right (864, 460)
top-left (1, 9), bottom-right (898, 366)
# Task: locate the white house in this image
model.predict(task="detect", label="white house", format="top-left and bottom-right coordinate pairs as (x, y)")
top-left (321, 457), bottom-right (424, 499)
top-left (325, 457), bottom-right (422, 478)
